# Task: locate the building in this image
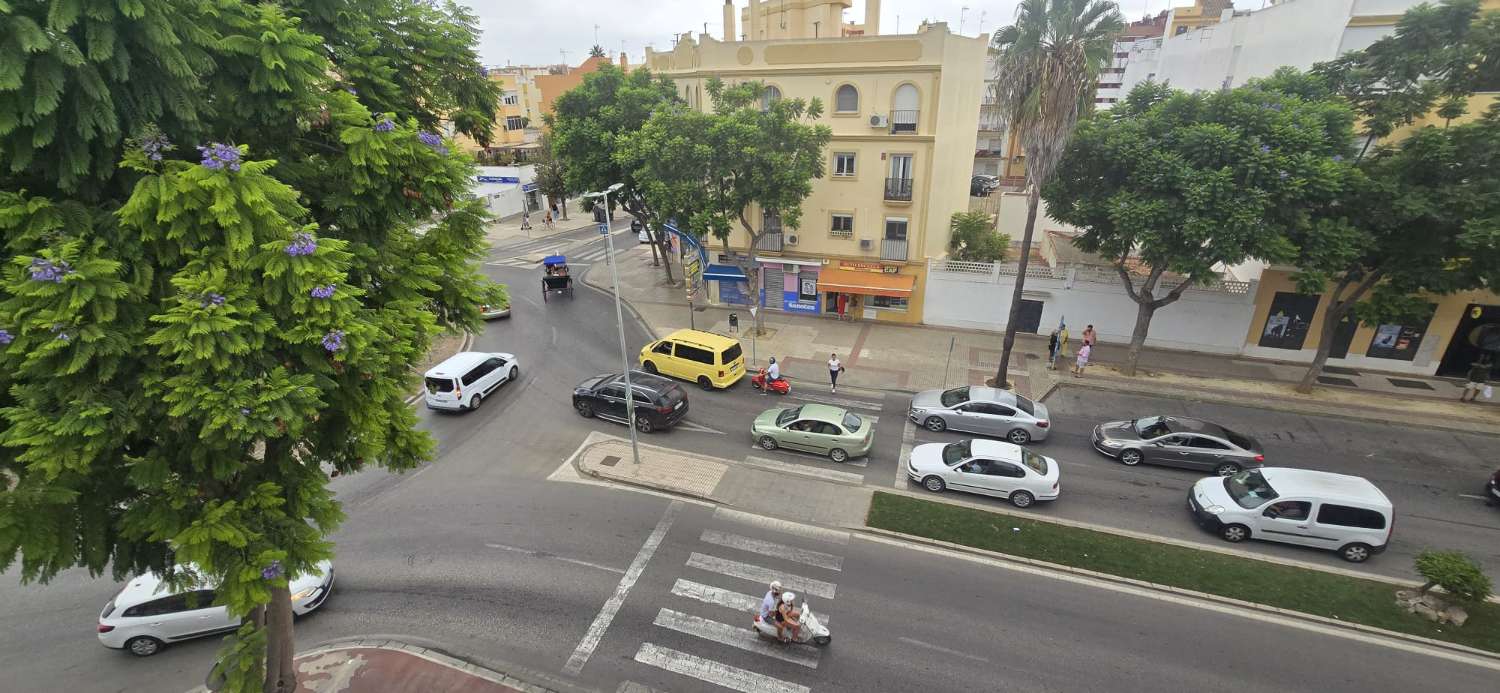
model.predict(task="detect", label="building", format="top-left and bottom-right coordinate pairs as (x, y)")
top-left (972, 51), bottom-right (1014, 180)
top-left (737, 0), bottom-right (876, 41)
top-left (1095, 11), bottom-right (1168, 108)
top-left (1164, 0), bottom-right (1236, 37)
top-left (485, 67), bottom-right (544, 156)
top-left (535, 54), bottom-right (629, 127)
top-left (647, 2), bottom-right (987, 325)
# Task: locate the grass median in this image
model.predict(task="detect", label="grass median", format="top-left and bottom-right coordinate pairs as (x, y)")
top-left (867, 491), bottom-right (1500, 653)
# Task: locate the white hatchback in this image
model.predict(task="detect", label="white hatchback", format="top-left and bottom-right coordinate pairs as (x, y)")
top-left (423, 351), bottom-right (520, 411)
top-left (98, 561), bottom-right (333, 656)
top-left (907, 438), bottom-right (1060, 508)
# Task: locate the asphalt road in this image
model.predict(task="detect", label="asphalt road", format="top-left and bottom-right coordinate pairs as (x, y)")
top-left (1, 230), bottom-right (1496, 693)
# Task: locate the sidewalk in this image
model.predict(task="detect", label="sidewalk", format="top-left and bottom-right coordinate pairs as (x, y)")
top-left (189, 639), bottom-right (572, 693)
top-left (584, 245), bottom-right (1500, 434)
top-left (484, 197), bottom-right (592, 249)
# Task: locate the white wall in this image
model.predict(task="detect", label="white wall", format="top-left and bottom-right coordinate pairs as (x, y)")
top-left (471, 165), bottom-right (537, 218)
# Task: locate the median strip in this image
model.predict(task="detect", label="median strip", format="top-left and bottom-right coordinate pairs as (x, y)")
top-left (866, 492), bottom-right (1500, 654)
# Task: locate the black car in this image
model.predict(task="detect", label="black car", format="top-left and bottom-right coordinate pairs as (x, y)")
top-left (1487, 468), bottom-right (1500, 507)
top-left (573, 371), bottom-right (688, 433)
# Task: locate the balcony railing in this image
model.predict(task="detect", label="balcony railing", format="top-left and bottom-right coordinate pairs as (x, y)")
top-left (755, 232), bottom-right (783, 252)
top-left (880, 238), bottom-right (908, 262)
top-left (890, 109), bottom-right (918, 133)
top-left (884, 177), bottom-right (913, 202)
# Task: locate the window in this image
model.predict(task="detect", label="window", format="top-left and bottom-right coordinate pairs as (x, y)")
top-left (830, 214), bottom-right (853, 239)
top-left (975, 403), bottom-right (1016, 417)
top-left (1012, 395), bottom-right (1036, 416)
top-left (461, 360), bottom-right (495, 386)
top-left (1264, 501), bottom-right (1311, 521)
top-left (720, 343), bottom-right (742, 364)
top-left (124, 594), bottom-right (191, 618)
top-left (674, 343), bottom-right (714, 365)
top-left (889, 154), bottom-right (913, 181)
top-left (872, 295), bottom-right (908, 310)
top-left (892, 84), bottom-right (919, 132)
top-left (600, 384), bottom-right (626, 399)
top-left (1316, 504), bottom-right (1386, 530)
top-left (1224, 469), bottom-right (1280, 509)
top-left (884, 217), bottom-right (908, 241)
top-left (942, 440), bottom-right (971, 465)
top-left (776, 406), bottom-right (802, 426)
top-left (833, 152), bottom-right (856, 177)
top-left (1020, 449), bottom-right (1049, 475)
top-left (834, 84), bottom-right (858, 112)
top-left (814, 422), bottom-right (842, 436)
top-left (425, 377), bottom-right (455, 393)
top-left (761, 85), bottom-right (782, 110)
top-left (502, 92), bottom-right (519, 105)
top-left (652, 341), bottom-right (672, 355)
top-left (940, 387), bottom-right (969, 407)
top-left (1188, 437), bottom-right (1230, 450)
top-left (505, 115), bottom-right (523, 130)
top-left (991, 462), bottom-right (1026, 478)
top-left (842, 412), bottom-right (863, 432)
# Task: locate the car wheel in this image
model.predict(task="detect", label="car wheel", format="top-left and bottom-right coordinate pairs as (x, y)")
top-left (468, 393), bottom-right (482, 411)
top-left (1119, 449), bottom-right (1143, 466)
top-left (1214, 462), bottom-right (1241, 477)
top-left (127, 636), bottom-right (164, 657)
top-left (697, 375), bottom-right (714, 391)
top-left (1007, 428), bottom-right (1032, 445)
top-left (1339, 543), bottom-right (1373, 563)
top-left (829, 448), bottom-right (849, 463)
top-left (924, 416), bottom-right (946, 432)
top-left (643, 361), bottom-right (658, 375)
top-left (814, 634), bottom-right (831, 646)
top-left (1009, 490), bottom-right (1035, 509)
top-left (635, 416), bottom-right (654, 434)
top-left (758, 435), bottom-right (778, 451)
top-left (575, 401), bottom-right (594, 418)
top-left (508, 366), bottom-right (518, 382)
top-left (923, 476), bottom-right (946, 493)
top-left (1220, 524), bottom-right (1249, 543)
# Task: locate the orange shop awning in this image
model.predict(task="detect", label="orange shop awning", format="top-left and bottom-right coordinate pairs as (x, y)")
top-left (817, 268), bottom-right (915, 297)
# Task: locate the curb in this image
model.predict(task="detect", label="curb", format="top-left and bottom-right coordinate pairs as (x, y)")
top-left (568, 437), bottom-right (720, 505)
top-left (403, 331), bottom-right (475, 406)
top-left (856, 526), bottom-right (1500, 665)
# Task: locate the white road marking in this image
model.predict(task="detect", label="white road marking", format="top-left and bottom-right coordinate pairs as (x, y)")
top-left (1457, 494), bottom-right (1489, 501)
top-left (670, 579), bottom-right (832, 625)
top-left (634, 643), bottom-right (810, 693)
top-left (894, 421), bottom-right (916, 490)
top-left (700, 530), bottom-right (844, 571)
top-left (677, 419), bottom-right (727, 435)
top-left (897, 636), bottom-right (991, 663)
top-left (713, 507), bottom-right (850, 545)
top-left (653, 608), bottom-right (821, 668)
top-left (484, 542), bottom-right (624, 575)
top-left (686, 553), bottom-right (837, 599)
top-left (741, 455), bottom-right (865, 485)
top-left (563, 501), bottom-right (682, 675)
top-left (790, 393), bottom-right (883, 412)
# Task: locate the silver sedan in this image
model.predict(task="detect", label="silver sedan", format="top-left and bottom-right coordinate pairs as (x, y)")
top-left (908, 386), bottom-right (1051, 444)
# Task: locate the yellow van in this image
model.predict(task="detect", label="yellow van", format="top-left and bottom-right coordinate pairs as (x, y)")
top-left (639, 329), bottom-right (746, 390)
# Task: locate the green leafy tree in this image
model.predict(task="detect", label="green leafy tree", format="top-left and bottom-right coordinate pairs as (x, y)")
top-left (533, 135), bottom-right (570, 220)
top-left (1415, 550), bottom-right (1494, 603)
top-left (948, 211), bottom-right (1009, 263)
top-left (0, 2), bottom-right (499, 691)
top-left (989, 0), bottom-right (1123, 387)
top-left (621, 78), bottom-right (831, 335)
top-left (1044, 73), bottom-right (1357, 376)
top-left (549, 64), bottom-right (682, 282)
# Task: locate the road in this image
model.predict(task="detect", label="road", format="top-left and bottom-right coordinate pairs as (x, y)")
top-left (0, 229), bottom-right (1495, 693)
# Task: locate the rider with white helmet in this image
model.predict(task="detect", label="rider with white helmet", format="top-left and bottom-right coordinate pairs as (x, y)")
top-left (760, 581), bottom-right (783, 623)
top-left (777, 591), bottom-right (801, 642)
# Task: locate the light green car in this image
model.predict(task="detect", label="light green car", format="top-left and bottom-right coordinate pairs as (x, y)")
top-left (751, 404), bottom-right (874, 463)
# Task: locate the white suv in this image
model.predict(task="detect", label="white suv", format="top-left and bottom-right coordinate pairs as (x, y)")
top-left (1188, 468), bottom-right (1393, 562)
top-left (98, 561), bottom-right (333, 656)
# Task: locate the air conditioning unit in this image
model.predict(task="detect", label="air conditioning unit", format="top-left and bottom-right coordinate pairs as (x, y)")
top-left (859, 238), bottom-right (873, 250)
top-left (785, 234), bottom-right (799, 246)
top-left (869, 114), bottom-right (888, 128)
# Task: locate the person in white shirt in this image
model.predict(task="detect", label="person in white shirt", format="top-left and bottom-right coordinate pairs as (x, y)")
top-left (760, 581), bottom-right (783, 623)
top-left (827, 354), bottom-right (843, 393)
top-left (767, 357), bottom-right (780, 382)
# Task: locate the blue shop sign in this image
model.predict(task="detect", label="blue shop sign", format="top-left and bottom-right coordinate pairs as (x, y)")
top-left (476, 175), bottom-right (520, 184)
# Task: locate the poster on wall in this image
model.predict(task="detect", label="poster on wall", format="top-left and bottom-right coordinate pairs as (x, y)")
top-left (1257, 292), bottom-right (1320, 350)
top-left (1366, 321), bottom-right (1428, 361)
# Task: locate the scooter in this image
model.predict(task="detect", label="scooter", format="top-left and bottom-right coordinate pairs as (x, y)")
top-left (751, 368), bottom-right (791, 395)
top-left (751, 600), bottom-right (831, 646)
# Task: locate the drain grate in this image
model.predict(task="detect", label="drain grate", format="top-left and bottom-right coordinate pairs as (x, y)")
top-left (1316, 375), bottom-right (1358, 387)
top-left (1323, 366), bottom-right (1362, 376)
top-left (600, 455), bottom-right (621, 467)
top-left (1387, 378), bottom-right (1434, 391)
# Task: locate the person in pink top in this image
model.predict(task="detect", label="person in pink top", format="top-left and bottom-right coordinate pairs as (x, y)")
top-left (1073, 343), bottom-right (1092, 377)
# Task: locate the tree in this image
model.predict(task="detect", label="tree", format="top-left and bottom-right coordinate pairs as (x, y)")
top-left (1415, 550), bottom-right (1493, 603)
top-left (589, 44), bottom-right (607, 58)
top-left (533, 136), bottom-right (570, 220)
top-left (0, 2), bottom-right (499, 691)
top-left (621, 78), bottom-right (831, 335)
top-left (1044, 73), bottom-right (1357, 375)
top-left (989, 0), bottom-right (1123, 387)
top-left (948, 212), bottom-right (1009, 263)
top-left (549, 64), bottom-right (682, 283)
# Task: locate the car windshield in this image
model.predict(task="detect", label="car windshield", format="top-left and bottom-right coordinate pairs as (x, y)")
top-left (1012, 394), bottom-right (1036, 416)
top-left (1224, 469), bottom-right (1279, 509)
top-left (1134, 416), bottom-right (1171, 437)
top-left (1020, 449), bottom-right (1049, 475)
top-left (842, 412), bottom-right (863, 432)
top-left (939, 387), bottom-right (970, 408)
top-left (424, 376), bottom-right (454, 393)
top-left (722, 343), bottom-right (743, 363)
top-left (942, 440), bottom-right (971, 465)
top-left (776, 406), bottom-right (802, 426)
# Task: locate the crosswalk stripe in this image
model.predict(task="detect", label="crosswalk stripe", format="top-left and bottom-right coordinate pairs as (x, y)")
top-left (741, 455), bottom-right (865, 486)
top-left (635, 643), bottom-right (810, 693)
top-left (687, 553), bottom-right (837, 599)
top-left (653, 608), bottom-right (821, 668)
top-left (713, 507), bottom-right (850, 545)
top-left (669, 579), bottom-right (832, 625)
top-left (789, 393), bottom-right (882, 412)
top-left (700, 530), bottom-right (844, 571)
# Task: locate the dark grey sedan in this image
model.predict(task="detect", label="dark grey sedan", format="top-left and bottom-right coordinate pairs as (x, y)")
top-left (1091, 416), bottom-right (1263, 476)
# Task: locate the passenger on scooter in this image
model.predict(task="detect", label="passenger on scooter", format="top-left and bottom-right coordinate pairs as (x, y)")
top-left (777, 591), bottom-right (801, 643)
top-left (759, 581), bottom-right (783, 623)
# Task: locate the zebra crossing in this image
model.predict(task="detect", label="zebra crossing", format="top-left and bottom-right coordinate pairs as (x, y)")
top-left (487, 231), bottom-right (639, 268)
top-left (632, 507), bottom-right (850, 693)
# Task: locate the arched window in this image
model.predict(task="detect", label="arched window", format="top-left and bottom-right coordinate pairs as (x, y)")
top-left (834, 84), bottom-right (858, 113)
top-left (892, 84), bottom-right (919, 132)
top-left (761, 85), bottom-right (782, 110)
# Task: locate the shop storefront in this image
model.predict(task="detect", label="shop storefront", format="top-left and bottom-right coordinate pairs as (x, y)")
top-left (818, 261), bottom-right (919, 323)
top-left (758, 259), bottom-right (822, 315)
top-left (703, 264), bottom-right (751, 306)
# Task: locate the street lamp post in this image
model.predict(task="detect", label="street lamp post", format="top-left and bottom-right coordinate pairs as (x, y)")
top-left (585, 183), bottom-right (640, 465)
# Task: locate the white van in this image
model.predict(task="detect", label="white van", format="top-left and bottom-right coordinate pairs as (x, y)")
top-left (1188, 467), bottom-right (1393, 562)
top-left (424, 351), bottom-right (520, 411)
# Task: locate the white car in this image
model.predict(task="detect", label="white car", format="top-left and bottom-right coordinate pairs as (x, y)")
top-left (98, 561), bottom-right (333, 657)
top-left (907, 439), bottom-right (1059, 508)
top-left (1189, 467), bottom-right (1393, 562)
top-left (423, 351), bottom-right (520, 411)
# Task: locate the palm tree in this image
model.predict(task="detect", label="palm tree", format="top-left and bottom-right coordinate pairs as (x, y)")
top-left (588, 44), bottom-right (607, 58)
top-left (990, 0), bottom-right (1122, 387)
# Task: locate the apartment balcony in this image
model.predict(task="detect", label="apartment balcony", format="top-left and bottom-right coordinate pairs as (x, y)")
top-left (883, 177), bottom-right (914, 202)
top-left (890, 110), bottom-right (919, 133)
top-left (880, 238), bottom-right (908, 262)
top-left (755, 231), bottom-right (783, 252)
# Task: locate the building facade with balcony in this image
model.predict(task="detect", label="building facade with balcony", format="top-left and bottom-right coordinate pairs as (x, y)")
top-left (1095, 10), bottom-right (1168, 108)
top-left (646, 6), bottom-right (986, 325)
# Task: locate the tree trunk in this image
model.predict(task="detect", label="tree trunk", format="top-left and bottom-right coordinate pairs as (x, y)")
top-left (995, 187), bottom-right (1041, 388)
top-left (646, 221), bottom-right (662, 266)
top-left (559, 198), bottom-right (568, 220)
top-left (262, 585), bottom-right (297, 693)
top-left (1296, 302), bottom-right (1349, 394)
top-left (1123, 299), bottom-right (1156, 377)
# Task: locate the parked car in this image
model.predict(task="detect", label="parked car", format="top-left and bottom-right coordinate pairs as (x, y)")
top-left (907, 439), bottom-right (1060, 508)
top-left (99, 561), bottom-right (334, 657)
top-left (633, 219), bottom-right (650, 243)
top-left (970, 174), bottom-right (1000, 197)
top-left (479, 284), bottom-right (510, 319)
top-left (1188, 468), bottom-right (1393, 562)
top-left (639, 328), bottom-right (746, 390)
top-left (423, 351), bottom-right (520, 411)
top-left (1092, 415), bottom-right (1263, 476)
top-left (908, 386), bottom-right (1050, 444)
top-left (573, 371), bottom-right (689, 433)
top-left (752, 404), bottom-right (873, 463)
top-left (1487, 468), bottom-right (1500, 506)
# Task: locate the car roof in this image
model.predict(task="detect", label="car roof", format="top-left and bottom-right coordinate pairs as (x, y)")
top-left (607, 371), bottom-right (679, 392)
top-left (1259, 468), bottom-right (1392, 509)
top-left (1160, 416), bottom-right (1222, 435)
top-left (793, 403), bottom-right (848, 422)
top-left (113, 571), bottom-right (204, 607)
top-left (969, 387), bottom-right (1019, 405)
top-left (425, 351), bottom-right (497, 378)
top-left (662, 328), bottom-right (738, 350)
top-left (968, 438), bottom-right (1024, 461)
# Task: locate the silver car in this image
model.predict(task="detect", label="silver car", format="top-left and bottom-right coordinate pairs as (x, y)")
top-left (1092, 415), bottom-right (1264, 476)
top-left (908, 386), bottom-right (1051, 444)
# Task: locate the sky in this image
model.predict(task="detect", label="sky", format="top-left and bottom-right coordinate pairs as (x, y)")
top-left (469, 0), bottom-right (1267, 68)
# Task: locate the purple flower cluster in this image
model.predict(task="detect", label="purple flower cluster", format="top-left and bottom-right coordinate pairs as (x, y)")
top-left (417, 131), bottom-right (448, 154)
top-left (1259, 144), bottom-right (1271, 153)
top-left (1332, 154), bottom-right (1344, 162)
top-left (374, 118), bottom-right (396, 133)
top-left (261, 560), bottom-right (282, 580)
top-left (200, 292), bottom-right (225, 308)
top-left (141, 133), bottom-right (173, 162)
top-left (285, 233), bottom-right (318, 257)
top-left (310, 284), bottom-right (337, 299)
top-left (50, 324), bottom-right (69, 342)
top-left (0, 329), bottom-right (12, 345)
top-left (322, 329), bottom-right (345, 353)
top-left (198, 143), bottom-right (242, 172)
top-left (29, 258), bottom-right (72, 282)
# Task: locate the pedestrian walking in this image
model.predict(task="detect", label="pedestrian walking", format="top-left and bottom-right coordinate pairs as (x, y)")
top-left (1047, 329), bottom-right (1061, 370)
top-left (1073, 343), bottom-right (1091, 377)
top-left (828, 353), bottom-right (845, 393)
top-left (520, 209), bottom-right (532, 231)
top-left (543, 210), bottom-right (554, 230)
top-left (1082, 324), bottom-right (1097, 347)
top-left (1460, 359), bottom-right (1492, 402)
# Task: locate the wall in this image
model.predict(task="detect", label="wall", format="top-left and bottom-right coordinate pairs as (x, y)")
top-left (535, 56), bottom-right (620, 126)
top-left (470, 165), bottom-right (537, 218)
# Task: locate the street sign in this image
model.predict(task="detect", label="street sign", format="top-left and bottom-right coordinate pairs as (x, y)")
top-left (749, 306), bottom-right (759, 317)
top-left (597, 223), bottom-right (609, 235)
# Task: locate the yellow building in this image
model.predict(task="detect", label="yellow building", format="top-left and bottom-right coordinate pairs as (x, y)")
top-left (646, 4), bottom-right (986, 325)
top-left (1165, 0), bottom-right (1235, 36)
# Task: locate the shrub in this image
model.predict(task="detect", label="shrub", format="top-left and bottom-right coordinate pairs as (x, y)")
top-left (1415, 550), bottom-right (1493, 603)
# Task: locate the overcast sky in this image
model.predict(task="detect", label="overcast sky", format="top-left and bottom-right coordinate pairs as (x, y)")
top-left (470, 0), bottom-right (1266, 68)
